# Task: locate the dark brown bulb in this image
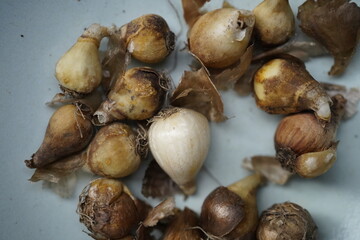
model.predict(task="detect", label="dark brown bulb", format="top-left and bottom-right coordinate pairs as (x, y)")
top-left (77, 178), bottom-right (139, 240)
top-left (200, 186), bottom-right (245, 237)
top-left (257, 202), bottom-right (317, 240)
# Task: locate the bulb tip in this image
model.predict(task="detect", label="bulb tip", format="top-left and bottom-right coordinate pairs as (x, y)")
top-left (315, 101), bottom-right (331, 121)
top-left (24, 159), bottom-right (35, 169)
top-left (179, 181), bottom-right (197, 196)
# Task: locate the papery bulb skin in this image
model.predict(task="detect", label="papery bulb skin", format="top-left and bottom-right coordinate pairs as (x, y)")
top-left (83, 123), bottom-right (141, 178)
top-left (163, 208), bottom-right (203, 240)
top-left (77, 178), bottom-right (139, 240)
top-left (254, 0), bottom-right (295, 45)
top-left (55, 24), bottom-right (108, 94)
top-left (94, 67), bottom-right (168, 124)
top-left (257, 202), bottom-right (317, 240)
top-left (254, 58), bottom-right (332, 121)
top-left (148, 108), bottom-right (210, 195)
top-left (25, 104), bottom-right (93, 168)
top-left (189, 8), bottom-right (255, 69)
top-left (125, 14), bottom-right (175, 63)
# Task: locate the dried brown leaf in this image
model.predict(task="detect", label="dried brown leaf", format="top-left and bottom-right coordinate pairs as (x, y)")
top-left (42, 172), bottom-right (77, 198)
top-left (142, 160), bottom-right (182, 198)
top-left (242, 156), bottom-right (293, 185)
top-left (234, 62), bottom-right (261, 96)
top-left (135, 225), bottom-right (154, 240)
top-left (29, 152), bottom-right (84, 183)
top-left (210, 44), bottom-right (253, 91)
top-left (163, 208), bottom-right (203, 240)
top-left (320, 82), bottom-right (360, 119)
top-left (298, 0), bottom-right (360, 75)
top-left (252, 39), bottom-right (328, 62)
top-left (171, 54), bottom-right (226, 122)
top-left (143, 197), bottom-right (177, 227)
top-left (182, 0), bottom-right (209, 28)
top-left (101, 25), bottom-right (131, 92)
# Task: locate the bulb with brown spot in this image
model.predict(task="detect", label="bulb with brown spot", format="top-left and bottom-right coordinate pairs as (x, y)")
top-left (25, 104), bottom-right (94, 168)
top-left (94, 67), bottom-right (168, 124)
top-left (125, 14), bottom-right (175, 63)
top-left (254, 57), bottom-right (332, 121)
top-left (275, 94), bottom-right (346, 178)
top-left (83, 122), bottom-right (141, 178)
top-left (257, 202), bottom-right (317, 240)
top-left (77, 178), bottom-right (140, 240)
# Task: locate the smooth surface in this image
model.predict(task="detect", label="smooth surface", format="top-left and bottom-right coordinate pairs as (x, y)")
top-left (0, 0), bottom-right (359, 239)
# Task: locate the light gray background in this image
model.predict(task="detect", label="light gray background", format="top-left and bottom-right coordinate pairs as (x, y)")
top-left (0, 0), bottom-right (359, 239)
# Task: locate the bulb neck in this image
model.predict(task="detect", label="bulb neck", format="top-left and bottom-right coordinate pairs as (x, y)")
top-left (227, 173), bottom-right (263, 199)
top-left (81, 24), bottom-right (109, 45)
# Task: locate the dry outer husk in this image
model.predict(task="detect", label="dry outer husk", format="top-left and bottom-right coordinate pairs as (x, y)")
top-left (163, 208), bottom-right (203, 240)
top-left (320, 82), bottom-right (360, 119)
top-left (171, 53), bottom-right (226, 122)
top-left (101, 25), bottom-right (131, 92)
top-left (298, 0), bottom-right (360, 76)
top-left (142, 197), bottom-right (177, 227)
top-left (134, 198), bottom-right (177, 240)
top-left (252, 38), bottom-right (328, 62)
top-left (181, 0), bottom-right (209, 29)
top-left (142, 160), bottom-right (182, 198)
top-left (242, 155), bottom-right (293, 185)
top-left (210, 44), bottom-right (254, 91)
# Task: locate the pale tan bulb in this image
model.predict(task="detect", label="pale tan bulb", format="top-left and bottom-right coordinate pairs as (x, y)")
top-left (148, 108), bottom-right (210, 195)
top-left (254, 0), bottom-right (295, 45)
top-left (189, 8), bottom-right (255, 69)
top-left (55, 24), bottom-right (108, 94)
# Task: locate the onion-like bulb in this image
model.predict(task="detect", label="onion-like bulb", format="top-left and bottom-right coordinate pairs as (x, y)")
top-left (55, 24), bottom-right (109, 94)
top-left (254, 57), bottom-right (332, 121)
top-left (125, 14), bottom-right (175, 63)
top-left (148, 108), bottom-right (210, 195)
top-left (25, 104), bottom-right (93, 168)
top-left (189, 8), bottom-right (255, 69)
top-left (253, 0), bottom-right (295, 45)
top-left (94, 67), bottom-right (168, 124)
top-left (77, 178), bottom-right (140, 240)
top-left (257, 202), bottom-right (317, 240)
top-left (200, 173), bottom-right (263, 239)
top-left (82, 122), bottom-right (141, 178)
top-left (275, 94), bottom-right (346, 178)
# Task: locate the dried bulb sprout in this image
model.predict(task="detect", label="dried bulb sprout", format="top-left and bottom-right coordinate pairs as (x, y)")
top-left (94, 67), bottom-right (169, 124)
top-left (257, 202), bottom-right (317, 240)
top-left (77, 178), bottom-right (140, 239)
top-left (25, 104), bottom-right (93, 169)
top-left (200, 173), bottom-right (263, 239)
top-left (148, 107), bottom-right (210, 195)
top-left (82, 122), bottom-right (142, 178)
top-left (125, 14), bottom-right (175, 63)
top-left (275, 95), bottom-right (346, 178)
top-left (189, 8), bottom-right (255, 69)
top-left (253, 57), bottom-right (332, 122)
top-left (55, 24), bottom-right (109, 95)
top-left (253, 0), bottom-right (295, 45)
